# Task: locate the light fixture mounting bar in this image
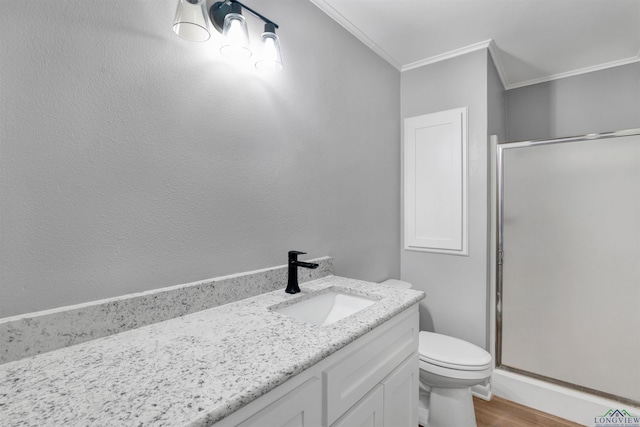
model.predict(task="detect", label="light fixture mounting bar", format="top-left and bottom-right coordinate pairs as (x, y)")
top-left (210, 0), bottom-right (278, 33)
top-left (228, 0), bottom-right (278, 28)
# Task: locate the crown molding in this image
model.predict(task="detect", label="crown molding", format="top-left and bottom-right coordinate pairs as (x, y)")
top-left (401, 39), bottom-right (493, 72)
top-left (394, 36), bottom-right (639, 90)
top-left (400, 39), bottom-right (511, 90)
top-left (506, 54), bottom-right (640, 90)
top-left (310, 1), bottom-right (640, 90)
top-left (487, 40), bottom-right (510, 90)
top-left (308, 0), bottom-right (402, 70)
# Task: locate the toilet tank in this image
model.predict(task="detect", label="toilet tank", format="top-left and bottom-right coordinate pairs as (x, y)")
top-left (380, 279), bottom-right (413, 289)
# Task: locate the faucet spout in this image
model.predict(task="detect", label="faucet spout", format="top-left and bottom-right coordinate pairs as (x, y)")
top-left (286, 251), bottom-right (319, 294)
top-left (295, 261), bottom-right (319, 269)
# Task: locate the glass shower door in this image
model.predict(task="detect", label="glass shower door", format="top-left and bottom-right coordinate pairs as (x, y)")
top-left (497, 130), bottom-right (640, 405)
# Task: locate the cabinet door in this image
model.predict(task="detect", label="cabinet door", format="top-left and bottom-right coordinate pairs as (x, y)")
top-left (331, 385), bottom-right (383, 427)
top-left (237, 377), bottom-right (322, 427)
top-left (324, 308), bottom-right (417, 425)
top-left (381, 354), bottom-right (419, 427)
top-left (404, 107), bottom-right (468, 255)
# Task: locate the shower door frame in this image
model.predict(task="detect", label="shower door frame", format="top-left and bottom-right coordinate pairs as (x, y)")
top-left (495, 128), bottom-right (640, 406)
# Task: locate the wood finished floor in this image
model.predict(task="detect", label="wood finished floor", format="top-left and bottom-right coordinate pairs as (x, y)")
top-left (472, 396), bottom-right (585, 427)
top-left (419, 396), bottom-right (585, 427)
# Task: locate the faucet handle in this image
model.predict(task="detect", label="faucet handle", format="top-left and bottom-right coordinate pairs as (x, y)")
top-left (288, 250), bottom-right (306, 258)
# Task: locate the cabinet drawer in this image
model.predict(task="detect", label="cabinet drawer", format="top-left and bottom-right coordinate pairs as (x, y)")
top-left (324, 307), bottom-right (418, 425)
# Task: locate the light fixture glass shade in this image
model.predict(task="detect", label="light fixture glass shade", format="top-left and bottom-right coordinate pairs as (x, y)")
top-left (255, 31), bottom-right (283, 72)
top-left (173, 0), bottom-right (210, 42)
top-left (220, 13), bottom-right (251, 59)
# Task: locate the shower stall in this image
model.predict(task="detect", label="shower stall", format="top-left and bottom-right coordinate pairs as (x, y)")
top-left (493, 129), bottom-right (640, 422)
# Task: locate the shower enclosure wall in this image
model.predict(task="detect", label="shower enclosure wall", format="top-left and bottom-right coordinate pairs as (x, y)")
top-left (495, 129), bottom-right (640, 416)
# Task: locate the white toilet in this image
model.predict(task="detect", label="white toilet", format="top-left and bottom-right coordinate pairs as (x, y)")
top-left (381, 280), bottom-right (493, 427)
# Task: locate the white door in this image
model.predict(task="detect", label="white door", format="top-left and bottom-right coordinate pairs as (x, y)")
top-left (404, 107), bottom-right (468, 255)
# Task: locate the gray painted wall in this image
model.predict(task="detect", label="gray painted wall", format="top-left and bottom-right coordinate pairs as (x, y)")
top-left (488, 57), bottom-right (507, 143)
top-left (0, 0), bottom-right (401, 317)
top-left (506, 62), bottom-right (640, 141)
top-left (400, 50), bottom-right (490, 349)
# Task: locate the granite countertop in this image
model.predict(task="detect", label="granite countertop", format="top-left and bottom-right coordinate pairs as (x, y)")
top-left (0, 275), bottom-right (425, 426)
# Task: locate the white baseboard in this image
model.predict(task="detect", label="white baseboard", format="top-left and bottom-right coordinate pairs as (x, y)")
top-left (471, 381), bottom-right (492, 401)
top-left (492, 369), bottom-right (639, 427)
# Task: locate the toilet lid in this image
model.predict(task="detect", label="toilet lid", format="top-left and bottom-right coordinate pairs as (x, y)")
top-left (380, 279), bottom-right (412, 289)
top-left (418, 331), bottom-right (492, 371)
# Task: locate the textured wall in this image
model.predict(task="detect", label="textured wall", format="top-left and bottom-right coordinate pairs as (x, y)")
top-left (488, 56), bottom-right (507, 143)
top-left (0, 0), bottom-right (401, 317)
top-left (506, 62), bottom-right (640, 141)
top-left (400, 50), bottom-right (490, 349)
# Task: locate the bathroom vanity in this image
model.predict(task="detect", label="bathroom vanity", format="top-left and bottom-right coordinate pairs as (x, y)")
top-left (0, 275), bottom-right (424, 426)
top-left (217, 301), bottom-right (419, 427)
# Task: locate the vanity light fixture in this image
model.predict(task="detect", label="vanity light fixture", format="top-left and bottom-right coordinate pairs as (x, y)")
top-left (255, 23), bottom-right (283, 72)
top-left (172, 0), bottom-right (283, 71)
top-left (173, 0), bottom-right (211, 42)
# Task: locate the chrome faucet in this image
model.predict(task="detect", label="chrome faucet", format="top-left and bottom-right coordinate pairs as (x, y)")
top-left (285, 251), bottom-right (319, 294)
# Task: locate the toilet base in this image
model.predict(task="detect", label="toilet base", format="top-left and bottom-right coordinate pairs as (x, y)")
top-left (425, 386), bottom-right (477, 427)
top-left (418, 385), bottom-right (430, 426)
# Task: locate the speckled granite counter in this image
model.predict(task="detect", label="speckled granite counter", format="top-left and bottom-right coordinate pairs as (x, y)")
top-left (0, 275), bottom-right (425, 426)
top-left (1, 257), bottom-right (333, 364)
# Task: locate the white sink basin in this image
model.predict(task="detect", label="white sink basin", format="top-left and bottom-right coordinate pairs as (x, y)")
top-left (273, 291), bottom-right (376, 326)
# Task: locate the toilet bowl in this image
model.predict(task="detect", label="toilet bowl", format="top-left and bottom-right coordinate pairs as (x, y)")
top-left (381, 279), bottom-right (493, 427)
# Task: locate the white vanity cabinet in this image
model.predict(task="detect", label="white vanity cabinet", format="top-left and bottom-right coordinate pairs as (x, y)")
top-left (215, 305), bottom-right (419, 427)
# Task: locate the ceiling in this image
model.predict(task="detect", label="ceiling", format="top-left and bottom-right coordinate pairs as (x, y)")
top-left (310, 0), bottom-right (640, 89)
